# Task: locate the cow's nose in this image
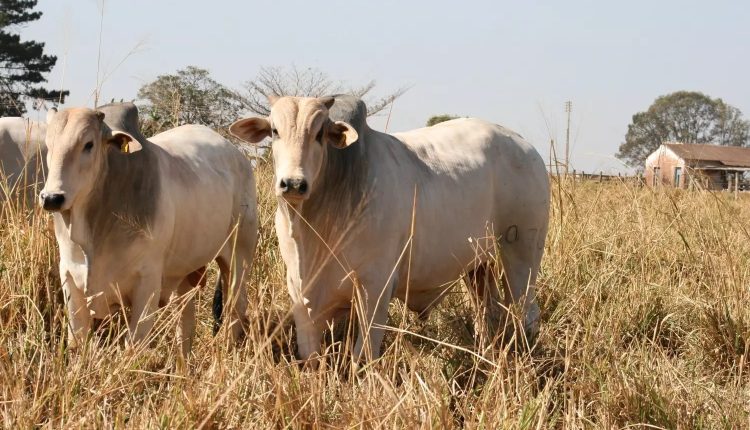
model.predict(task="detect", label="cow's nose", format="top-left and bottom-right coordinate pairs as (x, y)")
top-left (40, 192), bottom-right (65, 211)
top-left (279, 178), bottom-right (308, 195)
top-left (295, 179), bottom-right (308, 195)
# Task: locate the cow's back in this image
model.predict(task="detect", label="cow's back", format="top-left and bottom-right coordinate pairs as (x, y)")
top-left (392, 118), bottom-right (548, 207)
top-left (393, 118), bottom-right (541, 176)
top-left (149, 124), bottom-right (254, 189)
top-left (150, 125), bottom-right (240, 163)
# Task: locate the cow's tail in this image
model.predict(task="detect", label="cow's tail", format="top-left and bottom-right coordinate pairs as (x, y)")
top-left (212, 277), bottom-right (223, 335)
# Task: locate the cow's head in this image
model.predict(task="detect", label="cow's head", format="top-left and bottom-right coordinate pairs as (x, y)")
top-left (40, 108), bottom-right (141, 212)
top-left (230, 96), bottom-right (358, 203)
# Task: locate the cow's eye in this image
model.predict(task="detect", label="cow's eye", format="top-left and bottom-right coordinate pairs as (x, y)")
top-left (83, 141), bottom-right (94, 152)
top-left (271, 128), bottom-right (278, 138)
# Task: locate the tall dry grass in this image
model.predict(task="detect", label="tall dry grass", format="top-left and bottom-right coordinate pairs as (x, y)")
top-left (1, 163), bottom-right (749, 428)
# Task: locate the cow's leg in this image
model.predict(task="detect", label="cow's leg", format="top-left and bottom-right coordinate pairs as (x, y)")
top-left (353, 278), bottom-right (394, 361)
top-left (465, 263), bottom-right (506, 343)
top-left (56, 224), bottom-right (91, 348)
top-left (62, 271), bottom-right (91, 348)
top-left (128, 269), bottom-right (162, 344)
top-left (174, 278), bottom-right (196, 358)
top-left (499, 234), bottom-right (543, 342)
top-left (216, 254), bottom-right (250, 344)
top-left (214, 207), bottom-right (257, 345)
top-left (293, 303), bottom-right (324, 361)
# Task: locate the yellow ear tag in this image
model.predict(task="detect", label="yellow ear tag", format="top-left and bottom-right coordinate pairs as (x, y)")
top-left (120, 141), bottom-right (129, 153)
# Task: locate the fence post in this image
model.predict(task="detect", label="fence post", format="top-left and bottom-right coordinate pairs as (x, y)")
top-left (735, 171), bottom-right (740, 199)
top-left (599, 171), bottom-right (603, 183)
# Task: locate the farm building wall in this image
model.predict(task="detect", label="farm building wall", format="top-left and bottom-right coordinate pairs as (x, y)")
top-left (644, 146), bottom-right (687, 188)
top-left (644, 145), bottom-right (732, 190)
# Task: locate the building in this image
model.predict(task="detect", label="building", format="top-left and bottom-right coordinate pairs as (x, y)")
top-left (644, 143), bottom-right (750, 190)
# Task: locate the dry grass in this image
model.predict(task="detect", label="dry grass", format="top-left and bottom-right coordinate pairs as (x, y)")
top-left (1, 163), bottom-right (749, 429)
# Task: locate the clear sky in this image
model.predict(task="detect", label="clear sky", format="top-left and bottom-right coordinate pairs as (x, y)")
top-left (19, 0), bottom-right (750, 173)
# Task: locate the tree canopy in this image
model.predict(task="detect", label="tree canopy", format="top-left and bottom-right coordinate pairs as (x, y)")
top-left (137, 66), bottom-right (245, 135)
top-left (426, 114), bottom-right (460, 127)
top-left (616, 91), bottom-right (750, 167)
top-left (137, 65), bottom-right (409, 136)
top-left (0, 0), bottom-right (67, 116)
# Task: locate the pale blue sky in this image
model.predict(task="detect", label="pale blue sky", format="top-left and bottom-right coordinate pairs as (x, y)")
top-left (20, 0), bottom-right (750, 172)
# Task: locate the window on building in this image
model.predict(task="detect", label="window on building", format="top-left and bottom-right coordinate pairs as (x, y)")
top-left (674, 167), bottom-right (682, 187)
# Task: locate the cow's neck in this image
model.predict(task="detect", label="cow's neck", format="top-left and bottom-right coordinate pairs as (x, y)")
top-left (72, 143), bottom-right (161, 253)
top-left (299, 137), bottom-right (369, 244)
top-left (276, 202), bottom-right (304, 298)
top-left (277, 201), bottom-right (345, 301)
top-left (64, 206), bottom-right (87, 251)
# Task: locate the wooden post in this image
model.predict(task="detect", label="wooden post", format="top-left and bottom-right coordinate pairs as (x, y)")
top-left (599, 171), bottom-right (603, 183)
top-left (735, 171), bottom-right (739, 199)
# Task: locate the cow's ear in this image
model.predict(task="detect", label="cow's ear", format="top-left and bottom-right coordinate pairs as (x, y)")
top-left (229, 118), bottom-right (271, 144)
top-left (326, 121), bottom-right (358, 149)
top-left (106, 131), bottom-right (142, 154)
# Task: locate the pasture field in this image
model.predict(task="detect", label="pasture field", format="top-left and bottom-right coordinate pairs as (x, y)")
top-left (1, 162), bottom-right (749, 429)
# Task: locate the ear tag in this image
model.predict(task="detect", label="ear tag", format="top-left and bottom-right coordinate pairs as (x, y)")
top-left (120, 141), bottom-right (129, 153)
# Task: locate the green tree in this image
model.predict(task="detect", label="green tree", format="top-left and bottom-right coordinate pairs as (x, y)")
top-left (0, 0), bottom-right (68, 116)
top-left (137, 66), bottom-right (245, 135)
top-left (426, 114), bottom-right (460, 127)
top-left (616, 91), bottom-right (750, 167)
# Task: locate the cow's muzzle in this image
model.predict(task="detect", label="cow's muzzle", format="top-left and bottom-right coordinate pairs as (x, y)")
top-left (278, 177), bottom-right (308, 197)
top-left (40, 192), bottom-right (66, 212)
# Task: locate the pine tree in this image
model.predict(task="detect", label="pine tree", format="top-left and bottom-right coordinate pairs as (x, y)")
top-left (0, 0), bottom-right (68, 116)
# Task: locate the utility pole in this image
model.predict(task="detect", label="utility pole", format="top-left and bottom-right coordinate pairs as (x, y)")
top-left (564, 101), bottom-right (572, 175)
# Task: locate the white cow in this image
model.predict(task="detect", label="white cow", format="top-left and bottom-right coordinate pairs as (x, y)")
top-left (41, 103), bottom-right (257, 355)
top-left (230, 95), bottom-right (550, 361)
top-left (0, 109), bottom-right (54, 198)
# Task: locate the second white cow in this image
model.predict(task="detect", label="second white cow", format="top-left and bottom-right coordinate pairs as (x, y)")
top-left (230, 95), bottom-right (550, 361)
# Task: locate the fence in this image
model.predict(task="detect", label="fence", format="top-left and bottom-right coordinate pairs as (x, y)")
top-left (550, 170), bottom-right (643, 185)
